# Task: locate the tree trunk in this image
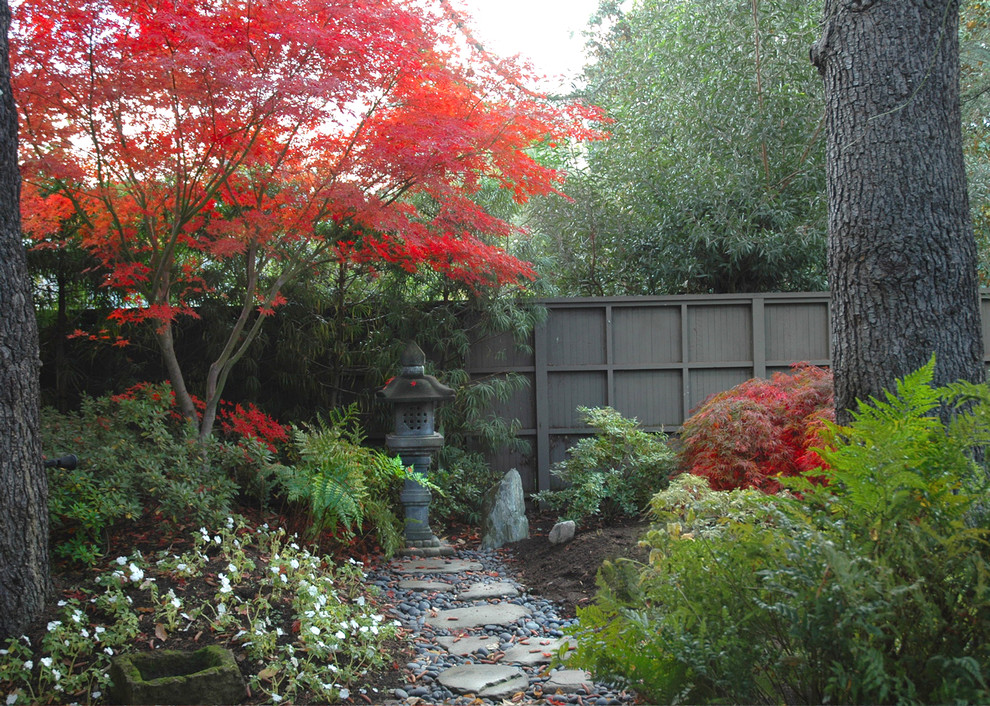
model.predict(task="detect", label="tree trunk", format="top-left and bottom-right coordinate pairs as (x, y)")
top-left (0, 0), bottom-right (48, 640)
top-left (811, 0), bottom-right (985, 423)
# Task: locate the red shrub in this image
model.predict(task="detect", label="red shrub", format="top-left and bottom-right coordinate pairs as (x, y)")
top-left (678, 364), bottom-right (834, 492)
top-left (111, 382), bottom-right (288, 453)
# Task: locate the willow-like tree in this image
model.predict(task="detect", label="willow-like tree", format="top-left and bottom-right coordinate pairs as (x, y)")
top-left (13, 0), bottom-right (600, 441)
top-left (811, 0), bottom-right (984, 422)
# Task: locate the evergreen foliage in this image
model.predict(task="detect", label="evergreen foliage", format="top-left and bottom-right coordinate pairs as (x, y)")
top-left (527, 0), bottom-right (827, 295)
top-left (532, 406), bottom-right (676, 524)
top-left (568, 360), bottom-right (990, 704)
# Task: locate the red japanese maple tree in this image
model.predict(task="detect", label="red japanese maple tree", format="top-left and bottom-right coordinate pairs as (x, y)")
top-left (13, 0), bottom-right (601, 440)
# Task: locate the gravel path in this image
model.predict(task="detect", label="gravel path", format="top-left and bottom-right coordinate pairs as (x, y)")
top-left (366, 549), bottom-right (639, 705)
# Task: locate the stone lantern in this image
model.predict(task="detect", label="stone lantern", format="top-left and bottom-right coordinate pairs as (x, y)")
top-left (377, 341), bottom-right (455, 556)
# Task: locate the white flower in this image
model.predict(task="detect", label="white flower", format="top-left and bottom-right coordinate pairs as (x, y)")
top-left (104, 647), bottom-right (114, 656)
top-left (217, 604), bottom-right (227, 616)
top-left (91, 692), bottom-right (101, 700)
top-left (339, 688), bottom-right (350, 699)
top-left (46, 621), bottom-right (62, 632)
top-left (214, 536), bottom-right (221, 544)
top-left (270, 695), bottom-right (282, 703)
top-left (289, 559), bottom-right (299, 570)
top-left (7, 694), bottom-right (18, 705)
top-left (226, 517), bottom-right (234, 529)
top-left (227, 563), bottom-right (237, 573)
top-left (355, 596), bottom-right (365, 606)
top-left (80, 628), bottom-right (89, 638)
top-left (71, 610), bottom-right (83, 623)
top-left (40, 658), bottom-right (52, 668)
top-left (57, 600), bottom-right (67, 607)
top-left (176, 563), bottom-right (188, 572)
top-left (309, 626), bottom-right (320, 635)
top-left (115, 556), bottom-right (127, 566)
top-left (280, 574), bottom-right (287, 584)
top-left (171, 597), bottom-right (182, 609)
top-left (94, 626), bottom-right (106, 635)
top-left (128, 564), bottom-right (144, 582)
top-left (51, 669), bottom-right (61, 681)
top-left (22, 661), bottom-right (32, 672)
top-left (335, 631), bottom-right (346, 640)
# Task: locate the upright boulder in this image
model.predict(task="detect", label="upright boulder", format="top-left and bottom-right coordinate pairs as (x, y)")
top-left (480, 469), bottom-right (529, 550)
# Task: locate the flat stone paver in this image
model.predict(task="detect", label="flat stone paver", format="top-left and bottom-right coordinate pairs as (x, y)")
top-left (544, 668), bottom-right (595, 694)
top-left (397, 579), bottom-right (454, 592)
top-left (391, 558), bottom-right (483, 574)
top-left (435, 635), bottom-right (500, 655)
top-left (456, 581), bottom-right (519, 601)
top-left (438, 664), bottom-right (529, 698)
top-left (500, 637), bottom-right (576, 666)
top-left (425, 603), bottom-right (530, 630)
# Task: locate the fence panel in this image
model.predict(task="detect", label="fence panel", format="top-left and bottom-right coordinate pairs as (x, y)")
top-left (467, 292), bottom-right (990, 493)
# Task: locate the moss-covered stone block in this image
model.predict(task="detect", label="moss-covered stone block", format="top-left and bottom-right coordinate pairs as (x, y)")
top-left (109, 645), bottom-right (246, 705)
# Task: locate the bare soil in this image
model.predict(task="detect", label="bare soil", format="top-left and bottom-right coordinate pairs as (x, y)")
top-left (501, 511), bottom-right (650, 618)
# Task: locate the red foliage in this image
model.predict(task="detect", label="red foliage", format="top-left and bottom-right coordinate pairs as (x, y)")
top-left (13, 0), bottom-right (604, 323)
top-left (678, 365), bottom-right (835, 492)
top-left (112, 382), bottom-right (288, 452)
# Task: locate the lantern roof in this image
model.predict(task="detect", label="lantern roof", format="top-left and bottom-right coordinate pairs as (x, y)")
top-left (377, 341), bottom-right (455, 403)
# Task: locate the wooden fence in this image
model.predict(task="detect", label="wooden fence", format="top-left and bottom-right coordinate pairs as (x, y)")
top-left (466, 292), bottom-right (990, 494)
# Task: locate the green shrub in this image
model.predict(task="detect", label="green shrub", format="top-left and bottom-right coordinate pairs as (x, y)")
top-left (431, 447), bottom-right (501, 527)
top-left (532, 406), bottom-right (676, 524)
top-left (42, 383), bottom-right (257, 563)
top-left (568, 360), bottom-right (990, 704)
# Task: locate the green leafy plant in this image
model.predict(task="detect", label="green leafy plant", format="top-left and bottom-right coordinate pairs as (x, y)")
top-left (568, 359), bottom-right (990, 704)
top-left (276, 404), bottom-right (429, 556)
top-left (532, 406), bottom-right (676, 524)
top-left (678, 364), bottom-right (834, 491)
top-left (41, 383), bottom-right (272, 564)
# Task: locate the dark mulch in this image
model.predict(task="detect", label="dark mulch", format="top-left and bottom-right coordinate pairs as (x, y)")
top-left (501, 511), bottom-right (650, 619)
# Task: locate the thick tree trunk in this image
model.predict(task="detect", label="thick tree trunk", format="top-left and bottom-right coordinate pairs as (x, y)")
top-left (0, 0), bottom-right (48, 640)
top-left (812, 0), bottom-right (984, 423)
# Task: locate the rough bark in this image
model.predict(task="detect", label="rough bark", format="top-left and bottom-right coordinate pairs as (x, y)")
top-left (811, 0), bottom-right (985, 423)
top-left (0, 0), bottom-right (48, 640)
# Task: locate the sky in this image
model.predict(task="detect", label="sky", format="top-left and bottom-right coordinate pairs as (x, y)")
top-left (456, 0), bottom-right (602, 90)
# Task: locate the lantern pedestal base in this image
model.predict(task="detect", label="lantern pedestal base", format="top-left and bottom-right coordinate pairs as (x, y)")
top-left (398, 537), bottom-right (455, 557)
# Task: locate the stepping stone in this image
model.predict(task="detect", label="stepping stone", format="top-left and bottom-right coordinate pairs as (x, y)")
top-left (435, 635), bottom-right (500, 656)
top-left (397, 579), bottom-right (454, 592)
top-left (391, 557), bottom-right (483, 574)
top-left (438, 664), bottom-right (528, 698)
top-left (501, 637), bottom-right (577, 666)
top-left (456, 581), bottom-right (519, 601)
top-left (544, 668), bottom-right (595, 694)
top-left (425, 603), bottom-right (530, 630)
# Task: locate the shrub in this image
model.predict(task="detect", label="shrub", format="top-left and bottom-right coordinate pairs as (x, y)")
top-left (431, 446), bottom-right (501, 527)
top-left (531, 406), bottom-right (677, 524)
top-left (41, 383), bottom-right (273, 564)
top-left (567, 359), bottom-right (990, 704)
top-left (678, 364), bottom-right (834, 491)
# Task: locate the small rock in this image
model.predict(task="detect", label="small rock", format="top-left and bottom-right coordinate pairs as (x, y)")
top-left (549, 520), bottom-right (576, 545)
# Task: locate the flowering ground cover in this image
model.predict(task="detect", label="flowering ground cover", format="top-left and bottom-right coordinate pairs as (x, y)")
top-left (1, 514), bottom-right (412, 705)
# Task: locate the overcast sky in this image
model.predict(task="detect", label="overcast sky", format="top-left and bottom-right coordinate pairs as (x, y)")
top-left (456, 0), bottom-right (602, 89)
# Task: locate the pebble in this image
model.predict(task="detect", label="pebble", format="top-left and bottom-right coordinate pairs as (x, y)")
top-left (366, 547), bottom-right (637, 705)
